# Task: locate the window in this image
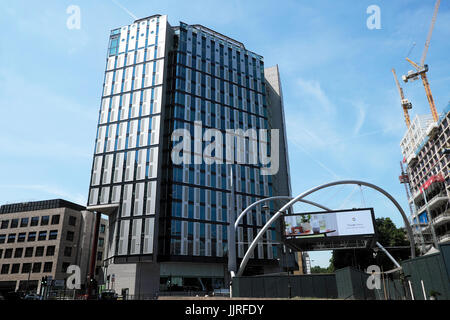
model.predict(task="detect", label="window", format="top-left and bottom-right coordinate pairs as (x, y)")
top-left (66, 231), bottom-right (74, 241)
top-left (32, 262), bottom-right (42, 273)
top-left (20, 218), bottom-right (29, 227)
top-left (49, 230), bottom-right (58, 240)
top-left (38, 231), bottom-right (47, 241)
top-left (51, 215), bottom-right (60, 225)
top-left (28, 232), bottom-right (36, 241)
top-left (46, 246), bottom-right (55, 256)
top-left (18, 232), bottom-right (26, 242)
top-left (64, 246), bottom-right (72, 257)
top-left (25, 247), bottom-right (34, 257)
top-left (22, 263), bottom-right (32, 274)
top-left (43, 262), bottom-right (53, 273)
top-left (97, 251), bottom-right (103, 261)
top-left (1, 220), bottom-right (8, 229)
top-left (68, 216), bottom-right (77, 226)
top-left (10, 219), bottom-right (19, 228)
top-left (0, 249), bottom-right (2, 259)
top-left (11, 264), bottom-right (20, 274)
top-left (7, 233), bottom-right (16, 243)
top-left (30, 217), bottom-right (39, 226)
top-left (1, 264), bottom-right (10, 274)
top-left (0, 234), bottom-right (5, 244)
top-left (4, 248), bottom-right (13, 259)
top-left (41, 216), bottom-right (49, 226)
top-left (100, 224), bottom-right (106, 233)
top-left (98, 237), bottom-right (104, 248)
top-left (61, 262), bottom-right (70, 273)
top-left (14, 248), bottom-right (23, 258)
top-left (35, 246), bottom-right (44, 257)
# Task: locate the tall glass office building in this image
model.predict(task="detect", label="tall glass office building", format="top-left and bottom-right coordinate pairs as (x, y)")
top-left (87, 14), bottom-right (291, 297)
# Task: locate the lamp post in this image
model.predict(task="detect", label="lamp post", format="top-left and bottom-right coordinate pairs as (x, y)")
top-left (227, 164), bottom-right (237, 281)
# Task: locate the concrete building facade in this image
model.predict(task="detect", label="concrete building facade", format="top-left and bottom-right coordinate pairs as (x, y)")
top-left (0, 199), bottom-right (107, 294)
top-left (87, 14), bottom-right (291, 297)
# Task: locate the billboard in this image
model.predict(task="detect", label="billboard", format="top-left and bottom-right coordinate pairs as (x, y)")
top-left (283, 208), bottom-right (377, 251)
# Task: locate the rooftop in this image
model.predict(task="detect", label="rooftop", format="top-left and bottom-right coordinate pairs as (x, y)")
top-left (0, 199), bottom-right (86, 215)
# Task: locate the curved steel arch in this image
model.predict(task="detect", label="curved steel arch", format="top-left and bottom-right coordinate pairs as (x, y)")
top-left (236, 180), bottom-right (416, 277)
top-left (234, 196), bottom-right (331, 229)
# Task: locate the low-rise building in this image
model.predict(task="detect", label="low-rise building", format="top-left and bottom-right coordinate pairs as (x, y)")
top-left (0, 199), bottom-right (107, 294)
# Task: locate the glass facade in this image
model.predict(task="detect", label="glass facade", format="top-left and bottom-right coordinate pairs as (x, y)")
top-left (160, 22), bottom-right (277, 261)
top-left (88, 16), bottom-right (285, 268)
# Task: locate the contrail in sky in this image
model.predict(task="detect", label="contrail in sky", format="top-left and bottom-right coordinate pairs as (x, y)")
top-left (111, 0), bottom-right (138, 20)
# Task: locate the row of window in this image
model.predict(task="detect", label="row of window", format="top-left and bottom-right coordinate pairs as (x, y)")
top-left (178, 27), bottom-right (263, 72)
top-left (1, 214), bottom-right (59, 229)
top-left (171, 168), bottom-right (272, 194)
top-left (0, 245), bottom-right (72, 259)
top-left (0, 215), bottom-right (77, 230)
top-left (170, 103), bottom-right (267, 126)
top-left (168, 237), bottom-right (277, 259)
top-left (174, 64), bottom-right (265, 96)
top-left (0, 230), bottom-right (76, 244)
top-left (1, 262), bottom-right (53, 275)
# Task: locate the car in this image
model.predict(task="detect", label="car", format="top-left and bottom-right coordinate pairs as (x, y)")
top-left (24, 293), bottom-right (42, 300)
top-left (213, 288), bottom-right (230, 296)
top-left (99, 290), bottom-right (118, 300)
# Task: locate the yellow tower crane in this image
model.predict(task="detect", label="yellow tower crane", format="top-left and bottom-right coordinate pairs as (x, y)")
top-left (402, 0), bottom-right (440, 122)
top-left (392, 68), bottom-right (412, 128)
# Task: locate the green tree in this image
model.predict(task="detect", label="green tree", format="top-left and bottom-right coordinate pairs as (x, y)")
top-left (310, 266), bottom-right (332, 274)
top-left (330, 217), bottom-right (411, 271)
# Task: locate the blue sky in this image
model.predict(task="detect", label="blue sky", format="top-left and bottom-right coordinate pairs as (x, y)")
top-left (0, 1), bottom-right (449, 267)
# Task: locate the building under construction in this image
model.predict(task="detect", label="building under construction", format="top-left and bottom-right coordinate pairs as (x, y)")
top-left (396, 0), bottom-right (449, 253)
top-left (400, 105), bottom-right (450, 253)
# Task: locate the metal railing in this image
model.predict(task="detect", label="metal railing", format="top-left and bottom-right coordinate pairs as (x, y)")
top-left (438, 233), bottom-right (450, 243)
top-left (432, 211), bottom-right (450, 226)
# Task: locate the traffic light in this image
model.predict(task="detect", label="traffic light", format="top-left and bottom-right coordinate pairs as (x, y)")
top-left (41, 276), bottom-right (48, 286)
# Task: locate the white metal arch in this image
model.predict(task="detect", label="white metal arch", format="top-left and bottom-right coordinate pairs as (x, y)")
top-left (235, 180), bottom-right (416, 277)
top-left (229, 196), bottom-right (331, 276)
top-left (234, 196), bottom-right (331, 229)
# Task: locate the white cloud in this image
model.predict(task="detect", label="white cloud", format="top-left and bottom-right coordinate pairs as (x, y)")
top-left (297, 78), bottom-right (335, 114)
top-left (0, 184), bottom-right (87, 206)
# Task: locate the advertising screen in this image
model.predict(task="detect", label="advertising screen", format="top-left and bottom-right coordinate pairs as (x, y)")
top-left (283, 208), bottom-right (377, 251)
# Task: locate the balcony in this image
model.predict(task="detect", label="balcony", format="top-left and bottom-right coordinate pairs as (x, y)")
top-left (416, 192), bottom-right (448, 215)
top-left (438, 233), bottom-right (450, 244)
top-left (431, 211), bottom-right (450, 228)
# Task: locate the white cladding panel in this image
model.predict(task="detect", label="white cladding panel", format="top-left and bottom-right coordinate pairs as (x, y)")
top-left (143, 217), bottom-right (154, 254)
top-left (130, 218), bottom-right (142, 254)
